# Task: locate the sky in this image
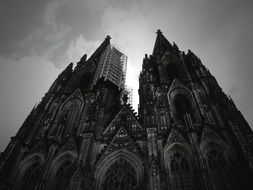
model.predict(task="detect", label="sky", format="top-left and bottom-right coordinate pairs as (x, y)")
top-left (0, 0), bottom-right (253, 151)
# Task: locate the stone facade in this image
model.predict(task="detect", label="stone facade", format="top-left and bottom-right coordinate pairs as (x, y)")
top-left (0, 31), bottom-right (253, 190)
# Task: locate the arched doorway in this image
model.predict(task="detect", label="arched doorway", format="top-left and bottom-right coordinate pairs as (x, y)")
top-left (94, 149), bottom-right (144, 190)
top-left (102, 159), bottom-right (137, 190)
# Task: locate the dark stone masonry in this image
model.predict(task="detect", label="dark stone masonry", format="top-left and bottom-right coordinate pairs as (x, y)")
top-left (1, 30), bottom-right (253, 190)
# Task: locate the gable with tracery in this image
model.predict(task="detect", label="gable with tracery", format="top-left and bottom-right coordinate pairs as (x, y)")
top-left (102, 105), bottom-right (143, 141)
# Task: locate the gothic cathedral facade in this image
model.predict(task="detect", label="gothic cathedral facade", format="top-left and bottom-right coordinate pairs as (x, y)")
top-left (0, 31), bottom-right (253, 190)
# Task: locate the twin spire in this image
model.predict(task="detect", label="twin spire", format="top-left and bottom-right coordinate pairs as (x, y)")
top-left (85, 30), bottom-right (174, 64)
top-left (152, 29), bottom-right (174, 56)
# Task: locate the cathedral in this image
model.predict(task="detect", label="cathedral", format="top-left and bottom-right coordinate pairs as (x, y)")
top-left (0, 30), bottom-right (253, 190)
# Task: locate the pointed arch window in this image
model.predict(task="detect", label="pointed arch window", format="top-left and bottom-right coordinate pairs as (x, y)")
top-left (13, 155), bottom-right (44, 190)
top-left (166, 62), bottom-right (179, 81)
top-left (173, 94), bottom-right (196, 123)
top-left (49, 99), bottom-right (82, 137)
top-left (132, 123), bottom-right (137, 131)
top-left (161, 53), bottom-right (180, 83)
top-left (146, 116), bottom-right (150, 126)
top-left (21, 165), bottom-right (41, 190)
top-left (102, 159), bottom-right (137, 190)
top-left (61, 100), bottom-right (82, 136)
top-left (151, 115), bottom-right (155, 125)
top-left (50, 160), bottom-right (73, 190)
top-left (150, 74), bottom-right (153, 82)
top-left (168, 151), bottom-right (193, 190)
top-left (160, 114), bottom-right (166, 127)
top-left (205, 146), bottom-right (232, 189)
top-left (65, 103), bottom-right (81, 135)
top-left (81, 72), bottom-right (92, 89)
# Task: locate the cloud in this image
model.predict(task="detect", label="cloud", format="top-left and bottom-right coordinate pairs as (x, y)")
top-left (1, 0), bottom-right (253, 153)
top-left (43, 0), bottom-right (68, 28)
top-left (5, 0), bottom-right (70, 66)
top-left (7, 0), bottom-right (109, 69)
top-left (48, 34), bottom-right (101, 68)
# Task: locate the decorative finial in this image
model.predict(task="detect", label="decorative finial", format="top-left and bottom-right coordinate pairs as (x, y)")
top-left (122, 94), bottom-right (128, 104)
top-left (67, 62), bottom-right (73, 70)
top-left (156, 29), bottom-right (162, 34)
top-left (80, 54), bottom-right (87, 62)
top-left (106, 35), bottom-right (111, 41)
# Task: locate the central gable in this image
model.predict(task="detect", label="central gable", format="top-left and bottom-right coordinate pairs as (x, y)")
top-left (99, 127), bottom-right (140, 162)
top-left (102, 105), bottom-right (143, 141)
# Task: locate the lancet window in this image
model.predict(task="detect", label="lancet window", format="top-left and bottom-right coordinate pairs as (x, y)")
top-left (205, 146), bottom-right (232, 190)
top-left (21, 164), bottom-right (41, 190)
top-left (13, 155), bottom-right (43, 190)
top-left (173, 94), bottom-right (196, 123)
top-left (168, 151), bottom-right (193, 190)
top-left (50, 160), bottom-right (73, 190)
top-left (160, 113), bottom-right (166, 127)
top-left (166, 62), bottom-right (179, 81)
top-left (61, 100), bottom-right (81, 136)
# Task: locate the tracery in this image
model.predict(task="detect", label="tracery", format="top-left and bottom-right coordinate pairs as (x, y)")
top-left (50, 160), bottom-right (73, 190)
top-left (21, 164), bottom-right (41, 190)
top-left (102, 159), bottom-right (137, 190)
top-left (205, 146), bottom-right (232, 190)
top-left (169, 151), bottom-right (193, 190)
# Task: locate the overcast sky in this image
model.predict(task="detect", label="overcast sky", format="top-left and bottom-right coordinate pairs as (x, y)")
top-left (0, 0), bottom-right (253, 151)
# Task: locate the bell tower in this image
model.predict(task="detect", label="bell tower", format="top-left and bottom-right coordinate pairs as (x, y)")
top-left (138, 30), bottom-right (253, 189)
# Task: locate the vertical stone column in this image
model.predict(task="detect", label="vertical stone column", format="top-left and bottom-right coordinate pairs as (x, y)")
top-left (78, 133), bottom-right (93, 168)
top-left (147, 128), bottom-right (161, 190)
top-left (184, 113), bottom-right (211, 190)
top-left (35, 144), bottom-right (58, 190)
top-left (78, 133), bottom-right (94, 190)
top-left (69, 167), bottom-right (82, 190)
